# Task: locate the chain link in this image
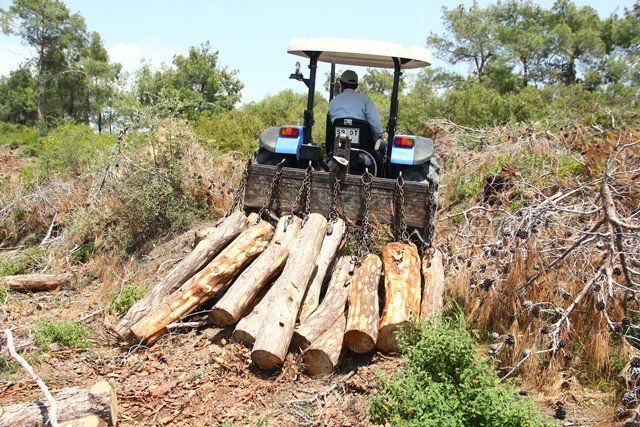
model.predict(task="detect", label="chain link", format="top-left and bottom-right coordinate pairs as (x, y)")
top-left (290, 162), bottom-right (314, 220)
top-left (394, 173), bottom-right (410, 243)
top-left (355, 169), bottom-right (373, 265)
top-left (225, 158), bottom-right (252, 217)
top-left (328, 174), bottom-right (342, 224)
top-left (257, 159), bottom-right (285, 221)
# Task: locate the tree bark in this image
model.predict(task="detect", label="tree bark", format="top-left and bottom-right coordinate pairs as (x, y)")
top-left (114, 211), bottom-right (250, 341)
top-left (1, 273), bottom-right (74, 292)
top-left (0, 381), bottom-right (117, 426)
top-left (302, 312), bottom-right (347, 377)
top-left (420, 249), bottom-right (445, 321)
top-left (209, 216), bottom-right (302, 326)
top-left (232, 282), bottom-right (274, 346)
top-left (251, 214), bottom-right (327, 369)
top-left (298, 219), bottom-right (346, 322)
top-left (294, 256), bottom-right (351, 349)
top-left (377, 242), bottom-right (421, 353)
top-left (130, 220), bottom-right (274, 343)
top-left (344, 254), bottom-right (382, 354)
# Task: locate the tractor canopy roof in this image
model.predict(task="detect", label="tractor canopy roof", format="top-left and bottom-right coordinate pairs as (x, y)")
top-left (287, 38), bottom-right (431, 69)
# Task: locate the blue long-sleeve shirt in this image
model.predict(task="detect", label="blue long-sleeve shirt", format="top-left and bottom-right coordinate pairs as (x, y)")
top-left (328, 89), bottom-right (384, 139)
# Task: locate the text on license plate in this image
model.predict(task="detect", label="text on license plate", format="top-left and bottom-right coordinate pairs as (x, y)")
top-left (335, 127), bottom-right (360, 145)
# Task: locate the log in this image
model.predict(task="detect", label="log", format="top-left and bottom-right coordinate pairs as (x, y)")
top-left (344, 254), bottom-right (382, 353)
top-left (303, 311), bottom-right (347, 377)
top-left (209, 216), bottom-right (302, 326)
top-left (1, 273), bottom-right (74, 292)
top-left (293, 256), bottom-right (351, 349)
top-left (420, 249), bottom-right (445, 320)
top-left (251, 213), bottom-right (328, 369)
top-left (0, 381), bottom-right (117, 426)
top-left (377, 242), bottom-right (422, 353)
top-left (115, 210), bottom-right (250, 340)
top-left (298, 218), bottom-right (346, 322)
top-left (232, 283), bottom-right (274, 346)
top-left (130, 220), bottom-right (274, 342)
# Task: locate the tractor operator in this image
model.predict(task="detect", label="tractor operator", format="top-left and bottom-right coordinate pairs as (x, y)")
top-left (329, 70), bottom-right (384, 140)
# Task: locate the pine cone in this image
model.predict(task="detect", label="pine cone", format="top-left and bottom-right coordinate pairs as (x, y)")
top-left (596, 300), bottom-right (606, 311)
top-left (531, 305), bottom-right (541, 317)
top-left (554, 403), bottom-right (566, 420)
top-left (540, 326), bottom-right (550, 334)
top-left (614, 266), bottom-right (623, 276)
top-left (505, 334), bottom-right (515, 345)
top-left (631, 357), bottom-right (640, 368)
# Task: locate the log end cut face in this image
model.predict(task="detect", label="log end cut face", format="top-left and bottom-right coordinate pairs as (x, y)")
top-left (303, 349), bottom-right (335, 377)
top-left (344, 330), bottom-right (376, 354)
top-left (231, 329), bottom-right (255, 346)
top-left (377, 322), bottom-right (410, 354)
top-left (251, 349), bottom-right (284, 370)
top-left (209, 308), bottom-right (236, 327)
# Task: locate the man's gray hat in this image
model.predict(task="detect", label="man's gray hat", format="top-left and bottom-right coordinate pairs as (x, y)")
top-left (340, 70), bottom-right (358, 85)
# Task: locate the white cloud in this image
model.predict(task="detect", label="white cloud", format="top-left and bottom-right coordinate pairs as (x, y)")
top-left (0, 39), bottom-right (32, 76)
top-left (107, 38), bottom-right (187, 76)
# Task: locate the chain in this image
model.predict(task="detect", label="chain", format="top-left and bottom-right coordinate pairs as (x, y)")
top-left (355, 169), bottom-right (373, 265)
top-left (257, 159), bottom-right (285, 221)
top-left (225, 158), bottom-right (252, 217)
top-left (394, 173), bottom-right (409, 243)
top-left (422, 178), bottom-right (438, 258)
top-left (290, 162), bottom-right (314, 220)
top-left (328, 174), bottom-right (342, 224)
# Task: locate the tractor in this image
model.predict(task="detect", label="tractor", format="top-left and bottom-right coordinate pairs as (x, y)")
top-left (242, 38), bottom-right (439, 251)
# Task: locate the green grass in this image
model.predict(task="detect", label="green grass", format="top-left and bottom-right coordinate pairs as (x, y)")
top-left (32, 318), bottom-right (90, 350)
top-left (369, 317), bottom-right (554, 427)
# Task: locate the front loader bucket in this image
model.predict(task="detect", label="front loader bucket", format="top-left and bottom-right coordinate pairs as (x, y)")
top-left (243, 164), bottom-right (436, 242)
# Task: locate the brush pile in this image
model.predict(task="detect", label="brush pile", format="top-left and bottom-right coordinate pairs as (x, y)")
top-left (113, 208), bottom-right (445, 376)
top-left (432, 122), bottom-right (640, 424)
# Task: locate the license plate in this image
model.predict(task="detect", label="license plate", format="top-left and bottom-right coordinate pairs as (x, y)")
top-left (335, 127), bottom-right (360, 145)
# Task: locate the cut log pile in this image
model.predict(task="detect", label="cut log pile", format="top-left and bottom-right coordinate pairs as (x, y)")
top-left (113, 212), bottom-right (447, 376)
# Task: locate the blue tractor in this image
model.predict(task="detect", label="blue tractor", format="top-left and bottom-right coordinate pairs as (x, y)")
top-left (243, 38), bottom-right (439, 248)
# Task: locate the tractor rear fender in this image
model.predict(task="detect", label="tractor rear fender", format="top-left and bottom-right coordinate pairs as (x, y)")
top-left (259, 125), bottom-right (304, 157)
top-left (389, 135), bottom-right (434, 166)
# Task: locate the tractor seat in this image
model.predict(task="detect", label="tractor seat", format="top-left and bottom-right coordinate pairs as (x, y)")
top-left (327, 118), bottom-right (376, 156)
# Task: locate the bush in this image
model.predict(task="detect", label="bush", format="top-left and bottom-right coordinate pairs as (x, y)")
top-left (110, 284), bottom-right (146, 315)
top-left (369, 318), bottom-right (553, 427)
top-left (39, 123), bottom-right (116, 177)
top-left (0, 122), bottom-right (38, 152)
top-left (0, 247), bottom-right (45, 277)
top-left (33, 318), bottom-right (90, 349)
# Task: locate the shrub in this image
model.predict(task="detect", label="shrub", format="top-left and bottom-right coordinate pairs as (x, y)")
top-left (0, 122), bottom-right (38, 152)
top-left (39, 123), bottom-right (116, 177)
top-left (33, 318), bottom-right (90, 349)
top-left (110, 284), bottom-right (146, 315)
top-left (369, 318), bottom-right (553, 427)
top-left (0, 247), bottom-right (45, 277)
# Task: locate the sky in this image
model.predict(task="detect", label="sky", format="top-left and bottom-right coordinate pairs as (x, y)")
top-left (0, 0), bottom-right (636, 103)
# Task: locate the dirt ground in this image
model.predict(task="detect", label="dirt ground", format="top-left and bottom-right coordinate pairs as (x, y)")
top-left (0, 280), bottom-right (618, 427)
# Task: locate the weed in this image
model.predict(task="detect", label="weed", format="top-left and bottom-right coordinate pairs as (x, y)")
top-left (369, 317), bottom-right (553, 426)
top-left (32, 318), bottom-right (90, 350)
